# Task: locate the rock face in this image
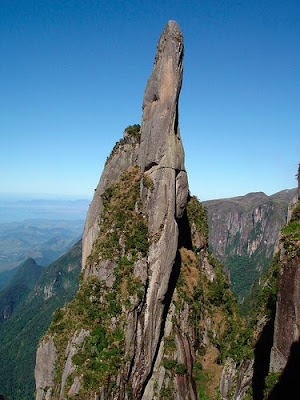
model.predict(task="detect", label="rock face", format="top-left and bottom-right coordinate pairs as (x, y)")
top-left (129, 20), bottom-right (187, 396)
top-left (35, 337), bottom-right (57, 400)
top-left (81, 21), bottom-right (187, 395)
top-left (219, 358), bottom-right (254, 400)
top-left (35, 21), bottom-right (238, 400)
top-left (270, 166), bottom-right (300, 374)
top-left (204, 189), bottom-right (296, 300)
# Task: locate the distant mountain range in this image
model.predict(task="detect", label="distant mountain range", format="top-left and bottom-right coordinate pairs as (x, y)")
top-left (0, 219), bottom-right (84, 273)
top-left (204, 188), bottom-right (297, 301)
top-left (0, 198), bottom-right (90, 223)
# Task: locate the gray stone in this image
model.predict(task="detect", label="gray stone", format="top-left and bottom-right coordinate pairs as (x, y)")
top-left (220, 358), bottom-right (254, 400)
top-left (176, 171), bottom-right (189, 218)
top-left (59, 329), bottom-right (90, 399)
top-left (127, 22), bottom-right (188, 397)
top-left (35, 336), bottom-right (56, 400)
top-left (138, 20), bottom-right (185, 173)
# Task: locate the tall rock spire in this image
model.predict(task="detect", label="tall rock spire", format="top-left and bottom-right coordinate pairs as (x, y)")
top-left (138, 20), bottom-right (184, 172)
top-left (128, 20), bottom-right (189, 396)
top-left (35, 21), bottom-right (201, 400)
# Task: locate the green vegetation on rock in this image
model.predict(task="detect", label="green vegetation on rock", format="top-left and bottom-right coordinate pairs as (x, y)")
top-left (88, 166), bottom-right (148, 263)
top-left (105, 124), bottom-right (141, 165)
top-left (263, 371), bottom-right (280, 399)
top-left (124, 124), bottom-right (141, 139)
top-left (187, 195), bottom-right (209, 243)
top-left (48, 166), bottom-right (149, 398)
top-left (281, 202), bottom-right (300, 259)
top-left (49, 277), bottom-right (126, 395)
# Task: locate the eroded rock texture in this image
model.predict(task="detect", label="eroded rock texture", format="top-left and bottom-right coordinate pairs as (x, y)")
top-left (128, 20), bottom-right (187, 397)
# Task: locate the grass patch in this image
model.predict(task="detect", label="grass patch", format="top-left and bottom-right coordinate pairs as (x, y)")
top-left (87, 166), bottom-right (149, 264)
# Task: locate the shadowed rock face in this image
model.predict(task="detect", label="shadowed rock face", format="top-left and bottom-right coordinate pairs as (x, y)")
top-left (270, 165), bottom-right (300, 374)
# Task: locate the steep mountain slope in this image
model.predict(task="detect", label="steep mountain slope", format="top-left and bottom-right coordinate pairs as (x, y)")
top-left (0, 240), bottom-right (81, 400)
top-left (204, 189), bottom-right (296, 300)
top-left (267, 167), bottom-right (300, 399)
top-left (35, 21), bottom-right (245, 400)
top-left (0, 257), bottom-right (43, 321)
top-left (0, 266), bottom-right (18, 290)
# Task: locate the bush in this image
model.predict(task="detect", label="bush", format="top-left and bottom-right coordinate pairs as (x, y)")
top-left (125, 124), bottom-right (141, 139)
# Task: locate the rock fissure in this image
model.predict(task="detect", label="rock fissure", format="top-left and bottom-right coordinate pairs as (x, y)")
top-left (126, 274), bottom-right (150, 383)
top-left (141, 249), bottom-right (182, 398)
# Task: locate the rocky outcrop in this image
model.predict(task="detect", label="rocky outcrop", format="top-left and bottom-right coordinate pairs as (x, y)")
top-left (35, 20), bottom-right (188, 399)
top-left (35, 21), bottom-right (240, 400)
top-left (219, 358), bottom-right (254, 400)
top-left (204, 189), bottom-right (296, 300)
top-left (82, 129), bottom-right (141, 267)
top-left (35, 337), bottom-right (57, 400)
top-left (269, 255), bottom-right (300, 373)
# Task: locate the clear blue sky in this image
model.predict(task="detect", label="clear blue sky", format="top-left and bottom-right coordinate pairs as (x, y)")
top-left (1, 0), bottom-right (299, 200)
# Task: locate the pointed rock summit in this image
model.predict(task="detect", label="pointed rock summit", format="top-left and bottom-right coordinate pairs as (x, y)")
top-left (127, 20), bottom-right (188, 396)
top-left (138, 20), bottom-right (184, 172)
